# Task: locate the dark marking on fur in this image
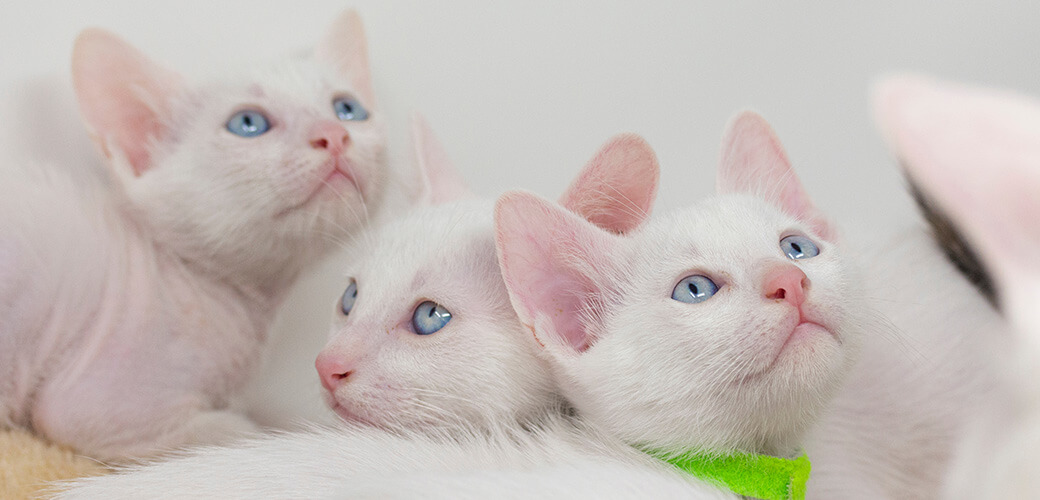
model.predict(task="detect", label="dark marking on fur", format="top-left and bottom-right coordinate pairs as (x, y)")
top-left (907, 174), bottom-right (998, 308)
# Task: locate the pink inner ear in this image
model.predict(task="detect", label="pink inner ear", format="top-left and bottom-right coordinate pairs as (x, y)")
top-left (495, 192), bottom-right (613, 353)
top-left (716, 111), bottom-right (834, 241)
top-left (72, 28), bottom-right (181, 176)
top-left (558, 133), bottom-right (659, 233)
top-left (411, 114), bottom-right (471, 205)
top-left (315, 9), bottom-right (375, 108)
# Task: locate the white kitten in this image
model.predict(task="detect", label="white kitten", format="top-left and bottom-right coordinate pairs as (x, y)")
top-left (875, 75), bottom-right (1040, 499)
top-left (52, 119), bottom-right (669, 498)
top-left (497, 111), bottom-right (862, 463)
top-left (0, 10), bottom-right (386, 460)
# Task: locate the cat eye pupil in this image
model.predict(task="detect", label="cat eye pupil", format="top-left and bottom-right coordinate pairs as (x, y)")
top-left (672, 275), bottom-right (719, 304)
top-left (412, 301), bottom-right (452, 335)
top-left (333, 97), bottom-right (369, 122)
top-left (340, 280), bottom-right (358, 316)
top-left (226, 110), bottom-right (271, 138)
top-left (780, 235), bottom-right (820, 260)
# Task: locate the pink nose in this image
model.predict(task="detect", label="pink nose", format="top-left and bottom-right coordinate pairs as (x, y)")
top-left (763, 264), bottom-right (808, 308)
top-left (309, 121), bottom-right (350, 152)
top-left (315, 351), bottom-right (354, 393)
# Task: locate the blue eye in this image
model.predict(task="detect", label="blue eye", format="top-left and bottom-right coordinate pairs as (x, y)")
top-left (340, 280), bottom-right (357, 315)
top-left (226, 110), bottom-right (271, 137)
top-left (333, 96), bottom-right (369, 121)
top-left (780, 235), bottom-right (820, 260)
top-left (412, 301), bottom-right (451, 335)
top-left (671, 275), bottom-right (719, 304)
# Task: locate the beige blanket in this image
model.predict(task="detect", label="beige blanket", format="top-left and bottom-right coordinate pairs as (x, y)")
top-left (0, 429), bottom-right (107, 500)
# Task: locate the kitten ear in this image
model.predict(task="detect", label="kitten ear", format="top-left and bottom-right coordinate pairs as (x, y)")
top-left (411, 113), bottom-right (471, 205)
top-left (874, 75), bottom-right (1040, 322)
top-left (716, 111), bottom-right (835, 240)
top-left (558, 134), bottom-right (659, 233)
top-left (72, 28), bottom-right (183, 177)
top-left (495, 191), bottom-right (617, 354)
top-left (315, 9), bottom-right (376, 108)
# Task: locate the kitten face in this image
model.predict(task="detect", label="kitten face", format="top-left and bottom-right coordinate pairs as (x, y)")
top-left (72, 11), bottom-right (384, 282)
top-left (132, 62), bottom-right (386, 274)
top-left (497, 112), bottom-right (861, 455)
top-left (317, 200), bottom-right (554, 429)
top-left (572, 196), bottom-right (854, 453)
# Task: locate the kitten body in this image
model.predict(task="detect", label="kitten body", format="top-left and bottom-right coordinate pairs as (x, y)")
top-left (875, 75), bottom-right (1040, 499)
top-left (0, 11), bottom-right (387, 460)
top-left (54, 414), bottom-right (732, 499)
top-left (803, 227), bottom-right (1008, 498)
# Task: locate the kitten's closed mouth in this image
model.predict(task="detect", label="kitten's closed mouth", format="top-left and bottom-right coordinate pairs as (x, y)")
top-left (276, 158), bottom-right (363, 217)
top-left (329, 400), bottom-right (377, 427)
top-left (318, 158), bottom-right (362, 196)
top-left (764, 309), bottom-right (839, 369)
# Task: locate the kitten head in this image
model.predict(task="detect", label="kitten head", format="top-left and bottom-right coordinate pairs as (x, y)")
top-left (71, 10), bottom-right (386, 287)
top-left (313, 117), bottom-right (659, 429)
top-left (875, 75), bottom-right (1040, 338)
top-left (496, 111), bottom-right (861, 456)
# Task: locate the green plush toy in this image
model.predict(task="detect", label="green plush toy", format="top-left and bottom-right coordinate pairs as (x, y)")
top-left (648, 449), bottom-right (811, 500)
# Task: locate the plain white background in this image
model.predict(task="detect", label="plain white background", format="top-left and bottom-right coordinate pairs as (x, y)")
top-left (2, 1), bottom-right (1038, 425)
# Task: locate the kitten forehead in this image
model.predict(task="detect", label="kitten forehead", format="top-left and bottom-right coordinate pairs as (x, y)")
top-left (642, 195), bottom-right (803, 264)
top-left (346, 200), bottom-right (502, 311)
top-left (187, 58), bottom-right (358, 112)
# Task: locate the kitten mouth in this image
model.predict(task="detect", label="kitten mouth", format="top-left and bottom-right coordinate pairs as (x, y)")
top-left (328, 400), bottom-right (377, 427)
top-left (275, 158), bottom-right (363, 217)
top-left (778, 308), bottom-right (838, 352)
top-left (318, 158), bottom-right (362, 196)
top-left (751, 310), bottom-right (838, 377)
top-left (323, 159), bottom-right (360, 190)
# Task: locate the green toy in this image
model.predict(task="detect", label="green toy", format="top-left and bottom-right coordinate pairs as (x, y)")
top-left (646, 449), bottom-right (811, 500)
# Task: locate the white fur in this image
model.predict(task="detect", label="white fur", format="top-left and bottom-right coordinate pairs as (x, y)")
top-left (0, 12), bottom-right (387, 460)
top-left (875, 75), bottom-right (1040, 499)
top-left (803, 228), bottom-right (1009, 499)
top-left (316, 198), bottom-right (557, 430)
top-left (52, 415), bottom-right (732, 499)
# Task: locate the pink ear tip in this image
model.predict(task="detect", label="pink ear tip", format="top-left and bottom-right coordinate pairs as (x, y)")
top-left (495, 190), bottom-right (540, 222)
top-left (870, 73), bottom-right (947, 156)
top-left (606, 132), bottom-right (649, 149)
top-left (495, 191), bottom-right (553, 234)
top-left (608, 132), bottom-right (658, 162)
top-left (72, 28), bottom-right (123, 53)
top-left (725, 109), bottom-right (774, 137)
